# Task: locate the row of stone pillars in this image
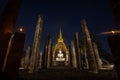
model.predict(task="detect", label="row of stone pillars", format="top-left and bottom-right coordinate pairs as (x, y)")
top-left (20, 19), bottom-right (102, 74)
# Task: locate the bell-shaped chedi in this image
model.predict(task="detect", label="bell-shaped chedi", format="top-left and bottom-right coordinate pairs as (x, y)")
top-left (52, 28), bottom-right (69, 67)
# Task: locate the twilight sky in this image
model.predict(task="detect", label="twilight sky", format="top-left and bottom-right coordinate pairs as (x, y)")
top-left (0, 0), bottom-right (117, 53)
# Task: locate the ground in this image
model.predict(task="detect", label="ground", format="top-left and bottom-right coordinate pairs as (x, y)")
top-left (19, 69), bottom-right (118, 80)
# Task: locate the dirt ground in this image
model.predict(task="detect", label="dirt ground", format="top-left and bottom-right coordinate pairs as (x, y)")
top-left (19, 69), bottom-right (118, 80)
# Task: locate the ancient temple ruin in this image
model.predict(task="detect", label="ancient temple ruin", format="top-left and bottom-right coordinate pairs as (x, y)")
top-left (20, 16), bottom-right (105, 73)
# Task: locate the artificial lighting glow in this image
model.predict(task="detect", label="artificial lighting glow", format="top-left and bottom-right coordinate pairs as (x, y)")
top-left (111, 30), bottom-right (115, 34)
top-left (19, 28), bottom-right (23, 32)
top-left (100, 30), bottom-right (120, 35)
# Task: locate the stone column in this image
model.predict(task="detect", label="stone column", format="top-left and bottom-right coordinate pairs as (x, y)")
top-left (67, 47), bottom-right (71, 67)
top-left (52, 45), bottom-right (57, 66)
top-left (28, 16), bottom-right (43, 73)
top-left (38, 51), bottom-right (42, 69)
top-left (65, 51), bottom-right (69, 66)
top-left (81, 19), bottom-right (97, 73)
top-left (24, 45), bottom-right (31, 69)
top-left (47, 39), bottom-right (52, 68)
top-left (71, 41), bottom-right (77, 68)
top-left (0, 0), bottom-right (22, 72)
top-left (2, 34), bottom-right (14, 72)
top-left (52, 46), bottom-right (55, 66)
top-left (2, 32), bottom-right (25, 80)
top-left (20, 56), bottom-right (25, 69)
top-left (75, 32), bottom-right (82, 69)
top-left (93, 42), bottom-right (102, 69)
top-left (50, 44), bottom-right (53, 66)
top-left (68, 45), bottom-right (72, 67)
top-left (84, 46), bottom-right (89, 69)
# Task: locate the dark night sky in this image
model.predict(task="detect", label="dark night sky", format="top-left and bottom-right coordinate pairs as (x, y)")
top-left (0, 0), bottom-right (117, 53)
